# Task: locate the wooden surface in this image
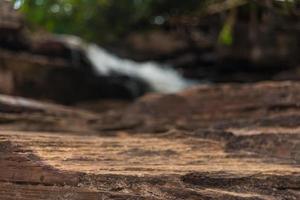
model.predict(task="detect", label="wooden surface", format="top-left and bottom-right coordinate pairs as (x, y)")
top-left (0, 82), bottom-right (300, 199)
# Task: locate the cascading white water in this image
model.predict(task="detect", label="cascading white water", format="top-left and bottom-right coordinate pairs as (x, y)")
top-left (86, 44), bottom-right (193, 93)
top-left (58, 35), bottom-right (194, 93)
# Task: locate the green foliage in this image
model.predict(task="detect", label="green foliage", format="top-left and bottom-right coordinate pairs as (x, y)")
top-left (218, 22), bottom-right (233, 46)
top-left (14, 0), bottom-right (203, 43)
top-left (218, 7), bottom-right (236, 46)
top-left (13, 0), bottom-right (299, 44)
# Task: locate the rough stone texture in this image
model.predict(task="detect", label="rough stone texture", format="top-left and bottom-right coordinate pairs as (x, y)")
top-left (0, 81), bottom-right (300, 199)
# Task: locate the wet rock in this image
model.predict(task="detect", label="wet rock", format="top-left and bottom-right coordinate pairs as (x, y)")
top-left (0, 2), bottom-right (149, 103)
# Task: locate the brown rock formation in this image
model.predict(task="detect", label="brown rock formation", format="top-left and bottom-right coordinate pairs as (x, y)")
top-left (0, 2), bottom-right (148, 103)
top-left (0, 81), bottom-right (299, 199)
top-left (0, 0), bottom-right (27, 50)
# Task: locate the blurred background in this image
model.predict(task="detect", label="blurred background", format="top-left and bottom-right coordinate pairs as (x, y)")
top-left (0, 0), bottom-right (299, 110)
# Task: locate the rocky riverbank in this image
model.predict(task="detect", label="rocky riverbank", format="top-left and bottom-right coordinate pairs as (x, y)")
top-left (0, 81), bottom-right (299, 199)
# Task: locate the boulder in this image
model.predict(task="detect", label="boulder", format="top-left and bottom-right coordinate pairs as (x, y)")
top-left (0, 2), bottom-right (148, 103)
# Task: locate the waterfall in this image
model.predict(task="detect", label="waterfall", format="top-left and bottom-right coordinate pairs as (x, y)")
top-left (86, 44), bottom-right (193, 93)
top-left (58, 35), bottom-right (194, 93)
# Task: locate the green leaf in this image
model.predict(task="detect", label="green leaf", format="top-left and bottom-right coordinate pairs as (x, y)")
top-left (218, 22), bottom-right (233, 46)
